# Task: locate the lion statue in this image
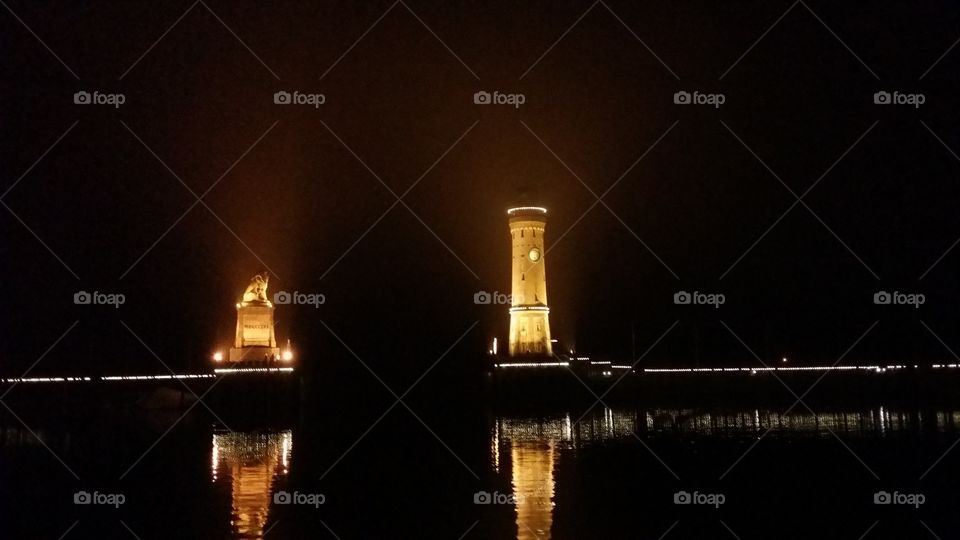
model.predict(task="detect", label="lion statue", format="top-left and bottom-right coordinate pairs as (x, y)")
top-left (242, 273), bottom-right (270, 303)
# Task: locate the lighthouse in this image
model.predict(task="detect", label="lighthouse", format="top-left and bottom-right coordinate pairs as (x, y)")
top-left (507, 206), bottom-right (553, 356)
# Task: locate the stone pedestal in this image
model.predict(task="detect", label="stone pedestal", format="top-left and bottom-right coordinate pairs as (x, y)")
top-left (229, 301), bottom-right (279, 362)
top-left (228, 346), bottom-right (280, 362)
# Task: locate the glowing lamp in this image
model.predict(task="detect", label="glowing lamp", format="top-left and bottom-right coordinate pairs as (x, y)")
top-left (213, 351), bottom-right (223, 362)
top-left (282, 350), bottom-right (294, 362)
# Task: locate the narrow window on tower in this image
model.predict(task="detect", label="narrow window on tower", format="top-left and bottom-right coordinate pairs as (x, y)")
top-left (533, 230), bottom-right (536, 238)
top-left (521, 273), bottom-right (525, 281)
top-left (521, 230), bottom-right (524, 238)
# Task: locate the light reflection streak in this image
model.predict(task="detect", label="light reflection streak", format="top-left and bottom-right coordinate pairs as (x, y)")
top-left (211, 430), bottom-right (292, 539)
top-left (490, 405), bottom-right (960, 539)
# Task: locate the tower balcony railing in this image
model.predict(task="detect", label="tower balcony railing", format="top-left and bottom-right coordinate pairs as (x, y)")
top-left (508, 305), bottom-right (550, 313)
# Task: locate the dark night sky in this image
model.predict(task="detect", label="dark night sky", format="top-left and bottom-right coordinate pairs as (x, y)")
top-left (2, 1), bottom-right (960, 378)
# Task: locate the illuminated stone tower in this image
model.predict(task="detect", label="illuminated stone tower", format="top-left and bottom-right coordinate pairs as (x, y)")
top-left (508, 206), bottom-right (553, 356)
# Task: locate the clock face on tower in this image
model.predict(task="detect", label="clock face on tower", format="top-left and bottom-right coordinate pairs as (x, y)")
top-left (528, 248), bottom-right (541, 262)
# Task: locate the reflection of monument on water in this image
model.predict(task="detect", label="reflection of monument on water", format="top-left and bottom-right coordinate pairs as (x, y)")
top-left (489, 410), bottom-right (646, 540)
top-left (491, 416), bottom-right (568, 540)
top-left (211, 430), bottom-right (292, 539)
top-left (488, 407), bottom-right (944, 540)
top-left (491, 411), bottom-right (638, 470)
top-left (492, 407), bottom-right (943, 454)
top-left (509, 440), bottom-right (555, 540)
top-left (214, 273), bottom-right (294, 366)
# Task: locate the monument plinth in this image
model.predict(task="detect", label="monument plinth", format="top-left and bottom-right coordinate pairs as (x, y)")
top-left (228, 274), bottom-right (280, 363)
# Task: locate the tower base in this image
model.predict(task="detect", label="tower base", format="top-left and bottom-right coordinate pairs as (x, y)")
top-left (508, 310), bottom-right (553, 356)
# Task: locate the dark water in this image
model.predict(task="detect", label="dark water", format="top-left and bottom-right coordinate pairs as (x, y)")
top-left (3, 391), bottom-right (960, 539)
